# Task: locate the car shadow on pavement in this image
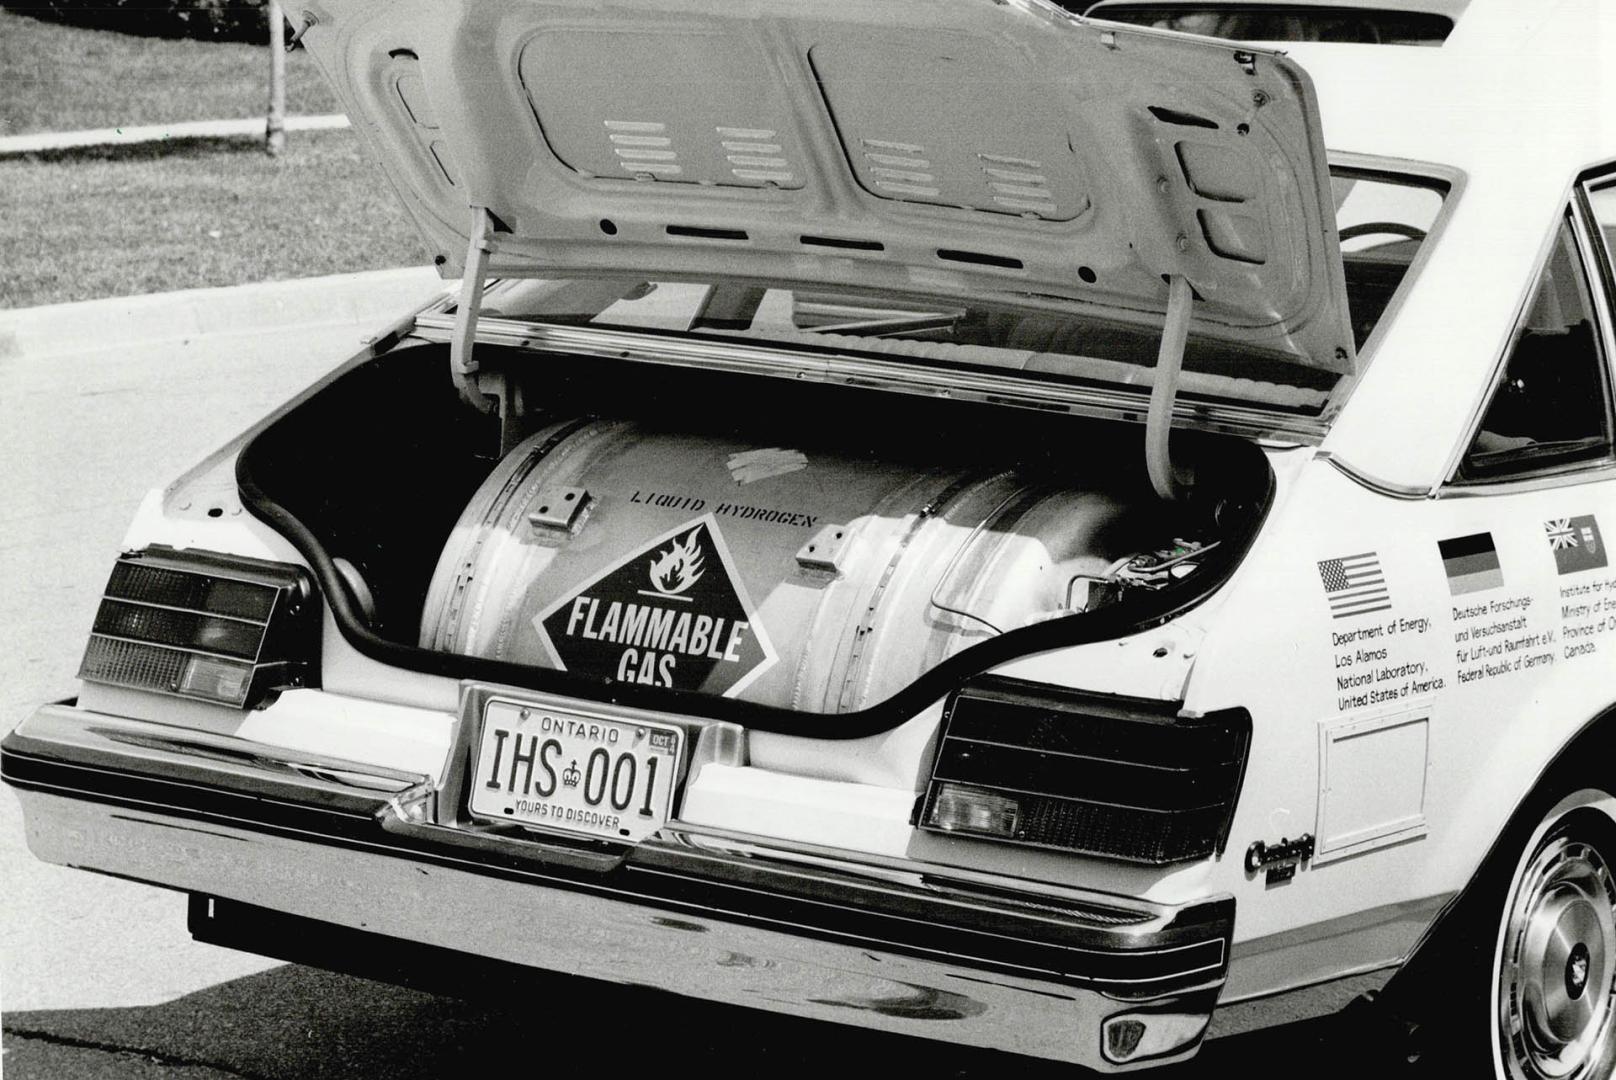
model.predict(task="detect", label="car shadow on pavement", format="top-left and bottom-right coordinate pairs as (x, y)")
top-left (1, 961), bottom-right (1415, 1080)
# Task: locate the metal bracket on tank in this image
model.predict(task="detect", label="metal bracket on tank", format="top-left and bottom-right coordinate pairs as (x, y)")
top-left (451, 206), bottom-right (525, 455)
top-left (796, 523), bottom-right (851, 574)
top-left (527, 485), bottom-right (592, 534)
top-left (1145, 274), bottom-right (1196, 502)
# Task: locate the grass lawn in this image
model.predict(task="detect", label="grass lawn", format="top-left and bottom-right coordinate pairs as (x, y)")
top-left (0, 8), bottom-right (341, 136)
top-left (0, 130), bottom-right (430, 308)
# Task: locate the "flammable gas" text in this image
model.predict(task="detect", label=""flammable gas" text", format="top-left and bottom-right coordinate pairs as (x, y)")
top-left (563, 596), bottom-right (752, 687)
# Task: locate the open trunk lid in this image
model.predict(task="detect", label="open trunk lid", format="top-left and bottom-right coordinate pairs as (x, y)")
top-left (293, 0), bottom-right (1358, 386)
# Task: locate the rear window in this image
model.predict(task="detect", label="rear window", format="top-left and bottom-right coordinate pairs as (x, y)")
top-left (1333, 169), bottom-right (1447, 349)
top-left (1079, 4), bottom-right (1457, 45)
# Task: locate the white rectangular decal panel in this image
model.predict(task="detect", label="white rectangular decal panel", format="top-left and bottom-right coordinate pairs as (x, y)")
top-left (1314, 704), bottom-right (1430, 865)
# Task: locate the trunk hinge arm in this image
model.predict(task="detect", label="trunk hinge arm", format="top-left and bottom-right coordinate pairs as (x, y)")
top-left (451, 206), bottom-right (524, 453)
top-left (1145, 273), bottom-right (1195, 502)
top-left (451, 206), bottom-right (494, 413)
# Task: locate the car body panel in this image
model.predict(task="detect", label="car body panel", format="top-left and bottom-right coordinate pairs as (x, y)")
top-left (1295, 5), bottom-right (1616, 490)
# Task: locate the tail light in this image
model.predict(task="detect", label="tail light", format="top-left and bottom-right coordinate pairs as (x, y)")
top-left (79, 547), bottom-right (319, 709)
top-left (919, 678), bottom-right (1250, 865)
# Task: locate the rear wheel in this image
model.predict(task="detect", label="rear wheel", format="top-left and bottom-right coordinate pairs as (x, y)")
top-left (1491, 790), bottom-right (1616, 1079)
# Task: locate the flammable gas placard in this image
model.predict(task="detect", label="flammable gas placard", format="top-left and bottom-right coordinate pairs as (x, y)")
top-left (533, 514), bottom-right (778, 697)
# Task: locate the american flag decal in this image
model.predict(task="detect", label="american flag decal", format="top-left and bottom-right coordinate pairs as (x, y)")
top-left (1317, 552), bottom-right (1391, 619)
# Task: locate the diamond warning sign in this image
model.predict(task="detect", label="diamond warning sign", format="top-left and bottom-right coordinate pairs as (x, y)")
top-left (534, 515), bottom-right (777, 697)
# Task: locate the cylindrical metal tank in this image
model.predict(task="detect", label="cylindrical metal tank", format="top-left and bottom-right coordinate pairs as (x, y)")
top-left (420, 418), bottom-right (1160, 712)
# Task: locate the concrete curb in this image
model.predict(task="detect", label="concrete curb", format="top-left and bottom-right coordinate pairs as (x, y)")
top-left (0, 266), bottom-right (449, 361)
top-left (0, 114), bottom-right (351, 157)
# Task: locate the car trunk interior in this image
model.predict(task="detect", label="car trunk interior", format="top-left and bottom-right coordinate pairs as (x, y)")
top-left (237, 341), bottom-right (1274, 724)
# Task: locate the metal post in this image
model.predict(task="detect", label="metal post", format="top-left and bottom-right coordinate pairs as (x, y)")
top-left (266, 0), bottom-right (287, 156)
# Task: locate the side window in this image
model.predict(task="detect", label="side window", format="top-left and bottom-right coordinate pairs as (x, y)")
top-left (1455, 216), bottom-right (1615, 481)
top-left (1588, 179), bottom-right (1616, 293)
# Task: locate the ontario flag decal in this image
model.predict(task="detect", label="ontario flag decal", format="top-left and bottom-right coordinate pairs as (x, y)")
top-left (1545, 516), bottom-right (1607, 576)
top-left (534, 515), bottom-right (778, 697)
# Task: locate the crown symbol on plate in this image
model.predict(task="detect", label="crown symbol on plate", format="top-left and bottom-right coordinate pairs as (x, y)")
top-left (561, 760), bottom-right (581, 788)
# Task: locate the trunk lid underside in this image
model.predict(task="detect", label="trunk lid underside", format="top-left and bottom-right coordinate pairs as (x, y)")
top-left (297, 0), bottom-right (1358, 386)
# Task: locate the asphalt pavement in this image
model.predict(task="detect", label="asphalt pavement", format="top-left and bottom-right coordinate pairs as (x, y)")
top-left (1, 272), bottom-right (1396, 1079)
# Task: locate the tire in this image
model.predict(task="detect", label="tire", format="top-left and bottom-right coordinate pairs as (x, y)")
top-left (1488, 789), bottom-right (1616, 1079)
top-left (1379, 786), bottom-right (1616, 1078)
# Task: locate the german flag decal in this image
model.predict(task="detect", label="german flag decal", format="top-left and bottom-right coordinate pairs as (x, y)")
top-left (1438, 532), bottom-right (1504, 596)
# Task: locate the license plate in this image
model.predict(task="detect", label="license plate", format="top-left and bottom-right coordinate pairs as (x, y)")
top-left (468, 699), bottom-right (683, 843)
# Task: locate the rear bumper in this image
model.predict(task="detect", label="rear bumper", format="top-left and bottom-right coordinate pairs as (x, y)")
top-left (3, 700), bottom-right (1234, 1071)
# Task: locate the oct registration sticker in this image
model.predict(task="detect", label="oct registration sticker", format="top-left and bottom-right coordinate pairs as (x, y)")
top-left (469, 698), bottom-right (683, 843)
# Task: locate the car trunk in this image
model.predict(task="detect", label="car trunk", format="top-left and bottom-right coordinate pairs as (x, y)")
top-left (239, 0), bottom-right (1360, 728)
top-left (237, 342), bottom-right (1273, 722)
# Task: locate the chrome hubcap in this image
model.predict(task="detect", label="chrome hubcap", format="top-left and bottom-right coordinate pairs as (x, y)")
top-left (1499, 836), bottom-right (1616, 1079)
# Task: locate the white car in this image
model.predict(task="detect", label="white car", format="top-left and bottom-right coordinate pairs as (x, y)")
top-left (6, 0), bottom-right (1614, 1074)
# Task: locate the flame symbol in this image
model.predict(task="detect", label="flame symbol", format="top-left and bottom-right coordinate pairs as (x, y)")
top-left (648, 528), bottom-right (705, 596)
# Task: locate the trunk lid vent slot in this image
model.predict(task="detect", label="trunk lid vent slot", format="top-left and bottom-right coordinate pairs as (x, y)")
top-left (666, 225), bottom-right (750, 241)
top-left (936, 249), bottom-right (1023, 270)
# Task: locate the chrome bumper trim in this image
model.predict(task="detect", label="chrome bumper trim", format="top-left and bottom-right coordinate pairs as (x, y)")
top-left (4, 702), bottom-right (1235, 1069)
